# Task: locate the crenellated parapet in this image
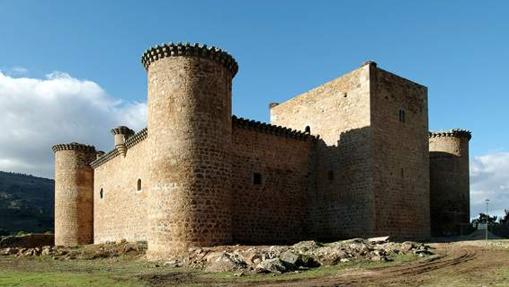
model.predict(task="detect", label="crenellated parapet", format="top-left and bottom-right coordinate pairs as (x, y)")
top-left (91, 128), bottom-right (148, 168)
top-left (141, 42), bottom-right (238, 76)
top-left (111, 126), bottom-right (135, 137)
top-left (90, 149), bottom-right (120, 169)
top-left (125, 128), bottom-right (147, 148)
top-left (429, 129), bottom-right (472, 140)
top-left (232, 115), bottom-right (315, 141)
top-left (52, 142), bottom-right (96, 153)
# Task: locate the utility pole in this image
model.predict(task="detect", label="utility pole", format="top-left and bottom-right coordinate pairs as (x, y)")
top-left (485, 198), bottom-right (490, 242)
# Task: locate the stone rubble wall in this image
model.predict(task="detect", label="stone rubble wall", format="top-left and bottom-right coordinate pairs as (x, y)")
top-left (270, 64), bottom-right (375, 239)
top-left (370, 67), bottom-right (430, 240)
top-left (93, 138), bottom-right (149, 243)
top-left (231, 123), bottom-right (314, 244)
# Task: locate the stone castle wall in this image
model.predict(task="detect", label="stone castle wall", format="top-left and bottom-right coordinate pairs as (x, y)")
top-left (429, 131), bottom-right (471, 236)
top-left (370, 67), bottom-right (430, 240)
top-left (231, 117), bottom-right (314, 244)
top-left (270, 64), bottom-right (375, 239)
top-left (92, 132), bottom-right (149, 243)
top-left (270, 63), bottom-right (432, 240)
top-left (91, 120), bottom-right (315, 245)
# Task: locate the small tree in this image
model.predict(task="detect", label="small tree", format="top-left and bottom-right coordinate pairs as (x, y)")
top-left (471, 213), bottom-right (497, 229)
top-left (499, 210), bottom-right (509, 225)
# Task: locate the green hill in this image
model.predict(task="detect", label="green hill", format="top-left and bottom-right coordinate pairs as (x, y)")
top-left (0, 171), bottom-right (54, 235)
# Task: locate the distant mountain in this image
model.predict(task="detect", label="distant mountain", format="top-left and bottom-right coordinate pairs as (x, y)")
top-left (0, 171), bottom-right (54, 235)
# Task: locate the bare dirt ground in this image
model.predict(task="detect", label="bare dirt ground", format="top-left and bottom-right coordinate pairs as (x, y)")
top-left (128, 240), bottom-right (509, 287)
top-left (246, 245), bottom-right (478, 286)
top-left (1, 240), bottom-right (509, 286)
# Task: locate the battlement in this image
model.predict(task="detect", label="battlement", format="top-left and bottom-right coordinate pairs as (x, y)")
top-left (91, 117), bottom-right (314, 169)
top-left (52, 142), bottom-right (96, 153)
top-left (141, 42), bottom-right (238, 76)
top-left (125, 128), bottom-right (148, 148)
top-left (232, 115), bottom-right (314, 141)
top-left (91, 128), bottom-right (148, 168)
top-left (429, 129), bottom-right (472, 140)
top-left (90, 149), bottom-right (120, 169)
top-left (111, 126), bottom-right (135, 136)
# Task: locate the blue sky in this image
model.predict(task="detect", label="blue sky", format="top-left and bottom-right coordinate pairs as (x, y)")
top-left (0, 1), bottom-right (508, 217)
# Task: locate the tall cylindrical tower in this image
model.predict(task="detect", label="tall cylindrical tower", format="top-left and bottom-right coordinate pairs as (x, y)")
top-left (141, 43), bottom-right (238, 258)
top-left (429, 129), bottom-right (471, 236)
top-left (52, 142), bottom-right (97, 246)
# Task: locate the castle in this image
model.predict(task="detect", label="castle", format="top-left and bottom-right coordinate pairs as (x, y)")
top-left (52, 42), bottom-right (471, 259)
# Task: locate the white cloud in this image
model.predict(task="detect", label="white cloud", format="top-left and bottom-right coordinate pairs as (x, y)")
top-left (0, 66), bottom-right (29, 77)
top-left (0, 71), bottom-right (146, 178)
top-left (470, 152), bottom-right (509, 220)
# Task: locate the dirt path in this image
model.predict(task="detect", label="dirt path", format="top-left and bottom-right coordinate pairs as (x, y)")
top-left (237, 244), bottom-right (493, 287)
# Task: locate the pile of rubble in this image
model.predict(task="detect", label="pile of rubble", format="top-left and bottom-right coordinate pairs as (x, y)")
top-left (169, 236), bottom-right (433, 274)
top-left (0, 240), bottom-right (146, 260)
top-left (0, 236), bottom-right (433, 274)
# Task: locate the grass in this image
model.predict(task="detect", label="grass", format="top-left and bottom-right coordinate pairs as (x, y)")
top-left (0, 253), bottom-right (420, 287)
top-left (207, 253), bottom-right (417, 283)
top-left (0, 271), bottom-right (141, 287)
top-left (0, 256), bottom-right (156, 287)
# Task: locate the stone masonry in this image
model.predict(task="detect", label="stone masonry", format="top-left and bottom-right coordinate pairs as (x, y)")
top-left (52, 42), bottom-right (471, 257)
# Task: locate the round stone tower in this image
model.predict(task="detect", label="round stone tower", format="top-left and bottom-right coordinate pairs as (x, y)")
top-left (429, 129), bottom-right (471, 236)
top-left (141, 43), bottom-right (238, 258)
top-left (52, 142), bottom-right (97, 246)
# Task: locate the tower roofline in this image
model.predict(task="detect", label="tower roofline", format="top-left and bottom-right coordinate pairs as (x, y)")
top-left (429, 129), bottom-right (472, 140)
top-left (141, 42), bottom-right (238, 76)
top-left (111, 126), bottom-right (135, 136)
top-left (52, 142), bottom-right (96, 153)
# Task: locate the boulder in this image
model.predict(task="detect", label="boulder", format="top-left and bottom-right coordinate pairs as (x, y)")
top-left (291, 240), bottom-right (321, 253)
top-left (0, 247), bottom-right (18, 256)
top-left (299, 254), bottom-right (321, 268)
top-left (41, 246), bottom-right (52, 256)
top-left (204, 252), bottom-right (247, 272)
top-left (368, 236), bottom-right (390, 244)
top-left (255, 258), bottom-right (288, 274)
top-left (279, 250), bottom-right (300, 266)
top-left (401, 241), bottom-right (417, 252)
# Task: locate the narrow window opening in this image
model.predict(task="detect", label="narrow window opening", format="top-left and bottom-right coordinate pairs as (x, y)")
top-left (253, 172), bottom-right (262, 185)
top-left (399, 109), bottom-right (406, 123)
top-left (400, 168), bottom-right (404, 178)
top-left (137, 179), bottom-right (142, 191)
top-left (328, 170), bottom-right (334, 181)
top-left (100, 188), bottom-right (104, 199)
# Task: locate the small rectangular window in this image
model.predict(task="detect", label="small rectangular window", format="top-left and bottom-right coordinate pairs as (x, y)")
top-left (253, 172), bottom-right (262, 185)
top-left (328, 170), bottom-right (334, 181)
top-left (399, 109), bottom-right (405, 122)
